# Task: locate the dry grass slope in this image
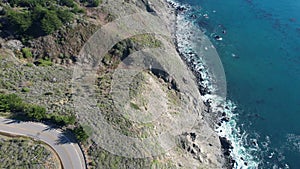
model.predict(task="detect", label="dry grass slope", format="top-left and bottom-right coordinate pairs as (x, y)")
top-left (0, 133), bottom-right (61, 169)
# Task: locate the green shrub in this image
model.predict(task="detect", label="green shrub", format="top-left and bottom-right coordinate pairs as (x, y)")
top-left (25, 63), bottom-right (34, 67)
top-left (50, 114), bottom-right (76, 126)
top-left (41, 10), bottom-right (63, 34)
top-left (56, 9), bottom-right (74, 23)
top-left (59, 0), bottom-right (75, 7)
top-left (0, 93), bottom-right (24, 113)
top-left (34, 59), bottom-right (53, 66)
top-left (24, 105), bottom-right (46, 121)
top-left (7, 10), bottom-right (32, 33)
top-left (0, 93), bottom-right (46, 121)
top-left (81, 0), bottom-right (101, 7)
top-left (8, 0), bottom-right (39, 8)
top-left (0, 93), bottom-right (76, 126)
top-left (90, 0), bottom-right (101, 7)
top-left (4, 0), bottom-right (76, 37)
top-left (65, 114), bottom-right (76, 125)
top-left (71, 5), bottom-right (85, 13)
top-left (21, 48), bottom-right (32, 58)
top-left (73, 125), bottom-right (89, 142)
top-left (21, 87), bottom-right (30, 93)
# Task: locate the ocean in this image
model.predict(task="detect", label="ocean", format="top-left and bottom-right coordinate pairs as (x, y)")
top-left (171, 0), bottom-right (300, 168)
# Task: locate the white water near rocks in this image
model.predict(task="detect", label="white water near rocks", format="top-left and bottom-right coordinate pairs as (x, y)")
top-left (169, 1), bottom-right (260, 168)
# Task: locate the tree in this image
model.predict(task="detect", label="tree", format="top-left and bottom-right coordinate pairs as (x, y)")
top-left (4, 0), bottom-right (77, 37)
top-left (25, 105), bottom-right (46, 121)
top-left (56, 9), bottom-right (73, 23)
top-left (73, 125), bottom-right (89, 142)
top-left (0, 93), bottom-right (24, 112)
top-left (41, 10), bottom-right (62, 34)
top-left (0, 94), bottom-right (12, 112)
top-left (0, 93), bottom-right (77, 126)
top-left (9, 0), bottom-right (31, 7)
top-left (7, 10), bottom-right (32, 33)
top-left (59, 0), bottom-right (75, 7)
top-left (64, 114), bottom-right (76, 125)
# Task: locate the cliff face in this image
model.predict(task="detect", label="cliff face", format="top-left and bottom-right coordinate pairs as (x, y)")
top-left (0, 0), bottom-right (225, 168)
top-left (75, 0), bottom-right (225, 168)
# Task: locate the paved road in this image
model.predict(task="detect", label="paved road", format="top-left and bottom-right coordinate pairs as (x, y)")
top-left (0, 117), bottom-right (86, 169)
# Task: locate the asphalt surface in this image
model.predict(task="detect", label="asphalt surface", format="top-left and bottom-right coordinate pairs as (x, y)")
top-left (0, 117), bottom-right (86, 169)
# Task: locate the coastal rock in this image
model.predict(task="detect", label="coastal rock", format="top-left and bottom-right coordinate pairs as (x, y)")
top-left (177, 119), bottom-right (226, 168)
top-left (3, 40), bottom-right (24, 51)
top-left (219, 136), bottom-right (235, 168)
top-left (176, 6), bottom-right (187, 12)
top-left (221, 117), bottom-right (230, 123)
top-left (219, 136), bottom-right (233, 151)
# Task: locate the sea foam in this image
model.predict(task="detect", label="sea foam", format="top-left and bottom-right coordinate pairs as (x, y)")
top-left (170, 1), bottom-right (260, 168)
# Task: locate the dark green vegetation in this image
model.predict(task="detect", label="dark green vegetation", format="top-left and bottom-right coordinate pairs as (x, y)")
top-left (34, 58), bottom-right (53, 66)
top-left (0, 0), bottom-right (101, 38)
top-left (0, 54), bottom-right (91, 143)
top-left (81, 0), bottom-right (102, 7)
top-left (0, 93), bottom-right (91, 142)
top-left (21, 47), bottom-right (32, 58)
top-left (0, 93), bottom-right (75, 126)
top-left (0, 133), bottom-right (61, 168)
top-left (72, 125), bottom-right (89, 142)
top-left (101, 34), bottom-right (162, 67)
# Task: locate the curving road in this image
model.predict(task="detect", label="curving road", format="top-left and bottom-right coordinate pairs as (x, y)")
top-left (0, 117), bottom-right (86, 169)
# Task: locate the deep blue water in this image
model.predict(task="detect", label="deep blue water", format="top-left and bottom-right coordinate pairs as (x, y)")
top-left (175, 0), bottom-right (300, 168)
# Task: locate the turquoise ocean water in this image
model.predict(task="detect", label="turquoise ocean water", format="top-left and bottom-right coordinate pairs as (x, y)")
top-left (173, 0), bottom-right (300, 168)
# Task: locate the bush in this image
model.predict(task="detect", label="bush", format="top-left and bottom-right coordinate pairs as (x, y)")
top-left (21, 87), bottom-right (30, 93)
top-left (7, 10), bottom-right (32, 33)
top-left (34, 59), bottom-right (53, 66)
top-left (71, 5), bottom-right (85, 13)
top-left (24, 105), bottom-right (46, 121)
top-left (81, 0), bottom-right (101, 7)
top-left (59, 0), bottom-right (75, 7)
top-left (90, 0), bottom-right (101, 7)
top-left (73, 125), bottom-right (89, 142)
top-left (41, 10), bottom-right (63, 34)
top-left (0, 93), bottom-right (47, 121)
top-left (8, 0), bottom-right (39, 8)
top-left (21, 48), bottom-right (32, 58)
top-left (25, 63), bottom-right (34, 67)
top-left (65, 114), bottom-right (76, 125)
top-left (3, 0), bottom-right (76, 37)
top-left (0, 93), bottom-right (76, 126)
top-left (56, 9), bottom-right (74, 23)
top-left (0, 93), bottom-right (24, 113)
top-left (50, 114), bottom-right (76, 126)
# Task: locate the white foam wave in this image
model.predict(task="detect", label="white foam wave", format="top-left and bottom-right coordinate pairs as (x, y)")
top-left (171, 0), bottom-right (259, 168)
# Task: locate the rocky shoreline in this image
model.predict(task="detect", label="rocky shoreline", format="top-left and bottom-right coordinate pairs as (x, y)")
top-left (163, 0), bottom-right (235, 168)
